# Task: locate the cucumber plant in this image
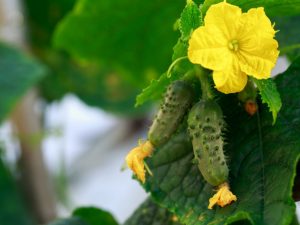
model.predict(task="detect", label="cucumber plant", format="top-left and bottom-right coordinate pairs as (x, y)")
top-left (126, 0), bottom-right (283, 211)
top-left (49, 0), bottom-right (300, 224)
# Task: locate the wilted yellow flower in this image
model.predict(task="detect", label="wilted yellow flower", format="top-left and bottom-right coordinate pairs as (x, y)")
top-left (125, 140), bottom-right (154, 183)
top-left (188, 1), bottom-right (279, 94)
top-left (208, 182), bottom-right (237, 209)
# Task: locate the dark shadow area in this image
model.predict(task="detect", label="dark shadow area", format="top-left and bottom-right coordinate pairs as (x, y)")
top-left (293, 160), bottom-right (300, 201)
top-left (230, 220), bottom-right (252, 225)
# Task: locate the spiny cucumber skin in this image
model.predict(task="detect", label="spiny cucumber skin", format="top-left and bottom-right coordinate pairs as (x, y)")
top-left (188, 100), bottom-right (228, 186)
top-left (148, 80), bottom-right (195, 147)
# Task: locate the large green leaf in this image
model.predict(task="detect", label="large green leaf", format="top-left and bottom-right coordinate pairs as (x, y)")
top-left (0, 154), bottom-right (34, 225)
top-left (0, 43), bottom-right (46, 123)
top-left (72, 207), bottom-right (118, 225)
top-left (142, 57), bottom-right (300, 225)
top-left (53, 0), bottom-right (185, 88)
top-left (124, 198), bottom-right (182, 225)
top-left (201, 0), bottom-right (300, 17)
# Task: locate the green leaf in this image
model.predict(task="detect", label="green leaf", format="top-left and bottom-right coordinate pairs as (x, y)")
top-left (53, 0), bottom-right (185, 87)
top-left (124, 198), bottom-right (182, 225)
top-left (48, 217), bottom-right (88, 225)
top-left (0, 154), bottom-right (34, 225)
top-left (142, 57), bottom-right (300, 225)
top-left (135, 72), bottom-right (181, 107)
top-left (72, 207), bottom-right (118, 225)
top-left (201, 0), bottom-right (300, 17)
top-left (0, 42), bottom-right (46, 123)
top-left (180, 0), bottom-right (202, 41)
top-left (252, 77), bottom-right (282, 124)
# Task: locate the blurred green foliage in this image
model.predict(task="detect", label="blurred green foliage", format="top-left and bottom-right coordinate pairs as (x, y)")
top-left (38, 51), bottom-right (148, 116)
top-left (53, 0), bottom-right (185, 81)
top-left (48, 217), bottom-right (88, 225)
top-left (0, 42), bottom-right (45, 123)
top-left (73, 207), bottom-right (118, 225)
top-left (24, 0), bottom-right (150, 116)
top-left (23, 0), bottom-right (196, 116)
top-left (273, 15), bottom-right (300, 61)
top-left (48, 207), bottom-right (118, 225)
top-left (0, 153), bottom-right (33, 225)
top-left (202, 0), bottom-right (300, 16)
top-left (23, 0), bottom-right (76, 49)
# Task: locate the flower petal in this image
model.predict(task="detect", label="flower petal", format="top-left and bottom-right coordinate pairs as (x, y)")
top-left (205, 1), bottom-right (242, 40)
top-left (208, 183), bottom-right (237, 209)
top-left (238, 46), bottom-right (279, 79)
top-left (125, 141), bottom-right (154, 183)
top-left (132, 155), bottom-right (146, 183)
top-left (188, 26), bottom-right (231, 71)
top-left (237, 8), bottom-right (279, 79)
top-left (213, 55), bottom-right (247, 94)
top-left (238, 8), bottom-right (275, 40)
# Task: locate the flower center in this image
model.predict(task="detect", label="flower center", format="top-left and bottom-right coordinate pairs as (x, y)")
top-left (228, 40), bottom-right (239, 51)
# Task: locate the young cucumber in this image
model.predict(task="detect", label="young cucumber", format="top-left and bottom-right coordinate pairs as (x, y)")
top-left (187, 100), bottom-right (228, 186)
top-left (148, 80), bottom-right (195, 147)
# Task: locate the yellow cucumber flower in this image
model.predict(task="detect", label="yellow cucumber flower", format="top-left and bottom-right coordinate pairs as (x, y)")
top-left (125, 140), bottom-right (154, 183)
top-left (188, 1), bottom-right (279, 94)
top-left (208, 182), bottom-right (237, 209)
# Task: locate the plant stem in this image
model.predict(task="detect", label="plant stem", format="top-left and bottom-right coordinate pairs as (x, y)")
top-left (194, 66), bottom-right (214, 100)
top-left (182, 70), bottom-right (196, 83)
top-left (11, 89), bottom-right (56, 224)
top-left (167, 56), bottom-right (188, 77)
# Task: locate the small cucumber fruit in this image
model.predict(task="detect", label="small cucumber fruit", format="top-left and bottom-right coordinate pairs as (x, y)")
top-left (148, 80), bottom-right (195, 147)
top-left (238, 81), bottom-right (258, 116)
top-left (188, 100), bottom-right (228, 186)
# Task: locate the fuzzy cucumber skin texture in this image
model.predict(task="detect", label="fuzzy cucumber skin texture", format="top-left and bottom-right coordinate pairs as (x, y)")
top-left (148, 80), bottom-right (195, 147)
top-left (188, 100), bottom-right (228, 186)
